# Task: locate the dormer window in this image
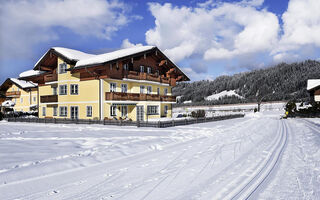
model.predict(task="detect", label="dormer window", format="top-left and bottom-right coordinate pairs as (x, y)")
top-left (59, 62), bottom-right (67, 74)
top-left (147, 67), bottom-right (151, 74)
top-left (140, 65), bottom-right (144, 73)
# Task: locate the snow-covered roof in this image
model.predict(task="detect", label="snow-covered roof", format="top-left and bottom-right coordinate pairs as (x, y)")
top-left (205, 90), bottom-right (244, 101)
top-left (10, 78), bottom-right (37, 88)
top-left (34, 47), bottom-right (96, 68)
top-left (75, 46), bottom-right (156, 68)
top-left (19, 70), bottom-right (45, 78)
top-left (307, 79), bottom-right (320, 91)
top-left (2, 100), bottom-right (15, 107)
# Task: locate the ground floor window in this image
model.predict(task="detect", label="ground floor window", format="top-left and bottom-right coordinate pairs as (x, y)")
top-left (60, 106), bottom-right (67, 117)
top-left (164, 105), bottom-right (168, 115)
top-left (87, 106), bottom-right (92, 117)
top-left (147, 105), bottom-right (159, 115)
top-left (110, 105), bottom-right (117, 116)
top-left (121, 105), bottom-right (128, 117)
top-left (53, 106), bottom-right (58, 116)
top-left (42, 107), bottom-right (46, 116)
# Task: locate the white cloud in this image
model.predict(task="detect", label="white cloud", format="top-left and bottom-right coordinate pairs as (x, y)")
top-left (145, 1), bottom-right (279, 64)
top-left (0, 0), bottom-right (135, 59)
top-left (121, 38), bottom-right (142, 48)
top-left (272, 0), bottom-right (320, 61)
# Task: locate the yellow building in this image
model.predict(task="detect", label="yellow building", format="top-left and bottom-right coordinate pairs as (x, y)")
top-left (0, 78), bottom-right (38, 112)
top-left (21, 46), bottom-right (189, 121)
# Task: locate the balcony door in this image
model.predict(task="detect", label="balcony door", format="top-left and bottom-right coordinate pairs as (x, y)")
top-left (70, 106), bottom-right (78, 120)
top-left (136, 106), bottom-right (144, 121)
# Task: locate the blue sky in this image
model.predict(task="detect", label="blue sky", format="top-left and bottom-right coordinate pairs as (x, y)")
top-left (1, 0), bottom-right (319, 83)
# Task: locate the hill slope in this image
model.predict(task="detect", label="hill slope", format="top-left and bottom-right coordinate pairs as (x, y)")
top-left (174, 60), bottom-right (320, 106)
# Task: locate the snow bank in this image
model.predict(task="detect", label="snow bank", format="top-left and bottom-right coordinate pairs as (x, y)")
top-left (205, 90), bottom-right (244, 101)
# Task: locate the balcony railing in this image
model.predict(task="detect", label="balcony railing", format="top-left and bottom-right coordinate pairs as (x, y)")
top-left (105, 92), bottom-right (176, 102)
top-left (125, 71), bottom-right (172, 85)
top-left (40, 95), bottom-right (58, 103)
top-left (44, 73), bottom-right (57, 82)
top-left (5, 91), bottom-right (21, 97)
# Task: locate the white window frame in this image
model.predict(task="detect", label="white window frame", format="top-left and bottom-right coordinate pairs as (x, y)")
top-left (59, 62), bottom-right (67, 74)
top-left (121, 84), bottom-right (127, 93)
top-left (59, 85), bottom-right (67, 95)
top-left (147, 86), bottom-right (152, 94)
top-left (140, 85), bottom-right (145, 94)
top-left (110, 105), bottom-right (117, 116)
top-left (70, 84), bottom-right (78, 95)
top-left (123, 63), bottom-right (129, 71)
top-left (147, 105), bottom-right (159, 115)
top-left (20, 97), bottom-right (23, 103)
top-left (164, 88), bottom-right (168, 96)
top-left (164, 105), bottom-right (168, 115)
top-left (147, 67), bottom-right (151, 74)
top-left (110, 83), bottom-right (116, 92)
top-left (53, 106), bottom-right (58, 116)
top-left (59, 106), bottom-right (68, 117)
top-left (86, 106), bottom-right (92, 117)
top-left (53, 87), bottom-right (57, 95)
top-left (42, 107), bottom-right (46, 116)
top-left (121, 105), bottom-right (128, 117)
top-left (140, 65), bottom-right (144, 73)
top-left (33, 96), bottom-right (36, 102)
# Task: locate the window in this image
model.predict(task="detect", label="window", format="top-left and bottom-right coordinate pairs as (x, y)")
top-left (12, 88), bottom-right (14, 91)
top-left (53, 106), bottom-right (58, 116)
top-left (86, 106), bottom-right (92, 117)
top-left (140, 65), bottom-right (144, 73)
top-left (147, 67), bottom-right (151, 74)
top-left (110, 83), bottom-right (116, 92)
top-left (20, 97), bottom-right (23, 103)
top-left (164, 88), bottom-right (168, 96)
top-left (42, 107), bottom-right (46, 116)
top-left (147, 106), bottom-right (159, 115)
top-left (164, 105), bottom-right (168, 115)
top-left (53, 87), bottom-right (57, 95)
top-left (140, 85), bottom-right (145, 94)
top-left (33, 96), bottom-right (36, 102)
top-left (70, 84), bottom-right (78, 95)
top-left (123, 63), bottom-right (129, 71)
top-left (59, 106), bottom-right (68, 117)
top-left (121, 84), bottom-right (127, 93)
top-left (157, 88), bottom-right (160, 95)
top-left (17, 88), bottom-right (20, 91)
top-left (59, 62), bottom-right (67, 74)
top-left (121, 106), bottom-right (127, 117)
top-left (147, 86), bottom-right (152, 94)
top-left (110, 105), bottom-right (117, 116)
top-left (59, 85), bottom-right (67, 95)
top-left (156, 70), bottom-right (160, 76)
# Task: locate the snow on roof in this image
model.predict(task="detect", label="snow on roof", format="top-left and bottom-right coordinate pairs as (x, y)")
top-left (19, 70), bottom-right (45, 78)
top-left (307, 79), bottom-right (320, 90)
top-left (52, 47), bottom-right (95, 61)
top-left (10, 78), bottom-right (37, 88)
top-left (75, 46), bottom-right (155, 68)
top-left (205, 90), bottom-right (244, 101)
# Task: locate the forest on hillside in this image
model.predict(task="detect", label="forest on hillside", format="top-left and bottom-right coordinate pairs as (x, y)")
top-left (173, 60), bottom-right (320, 106)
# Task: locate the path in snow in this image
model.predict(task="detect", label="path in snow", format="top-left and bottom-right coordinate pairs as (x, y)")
top-left (0, 112), bottom-right (319, 199)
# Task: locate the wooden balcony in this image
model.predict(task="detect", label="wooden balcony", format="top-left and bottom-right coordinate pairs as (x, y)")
top-left (44, 73), bottom-right (57, 82)
top-left (105, 92), bottom-right (176, 102)
top-left (40, 95), bottom-right (58, 103)
top-left (5, 91), bottom-right (21, 97)
top-left (125, 71), bottom-right (172, 85)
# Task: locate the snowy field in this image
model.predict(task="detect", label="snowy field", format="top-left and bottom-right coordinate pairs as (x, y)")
top-left (0, 111), bottom-right (320, 199)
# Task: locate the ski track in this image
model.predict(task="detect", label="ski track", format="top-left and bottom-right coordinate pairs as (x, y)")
top-left (0, 113), bottom-right (320, 199)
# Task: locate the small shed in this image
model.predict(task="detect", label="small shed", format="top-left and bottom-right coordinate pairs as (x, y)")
top-left (307, 79), bottom-right (320, 102)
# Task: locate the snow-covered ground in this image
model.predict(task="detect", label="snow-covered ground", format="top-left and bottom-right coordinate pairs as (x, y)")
top-left (205, 90), bottom-right (244, 101)
top-left (0, 111), bottom-right (319, 199)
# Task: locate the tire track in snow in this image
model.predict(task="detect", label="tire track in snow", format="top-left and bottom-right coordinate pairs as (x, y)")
top-left (215, 120), bottom-right (288, 200)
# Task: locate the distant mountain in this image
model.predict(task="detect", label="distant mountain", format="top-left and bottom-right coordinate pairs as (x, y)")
top-left (173, 60), bottom-right (320, 106)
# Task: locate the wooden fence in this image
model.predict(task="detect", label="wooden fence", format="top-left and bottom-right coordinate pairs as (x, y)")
top-left (5, 114), bottom-right (244, 128)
